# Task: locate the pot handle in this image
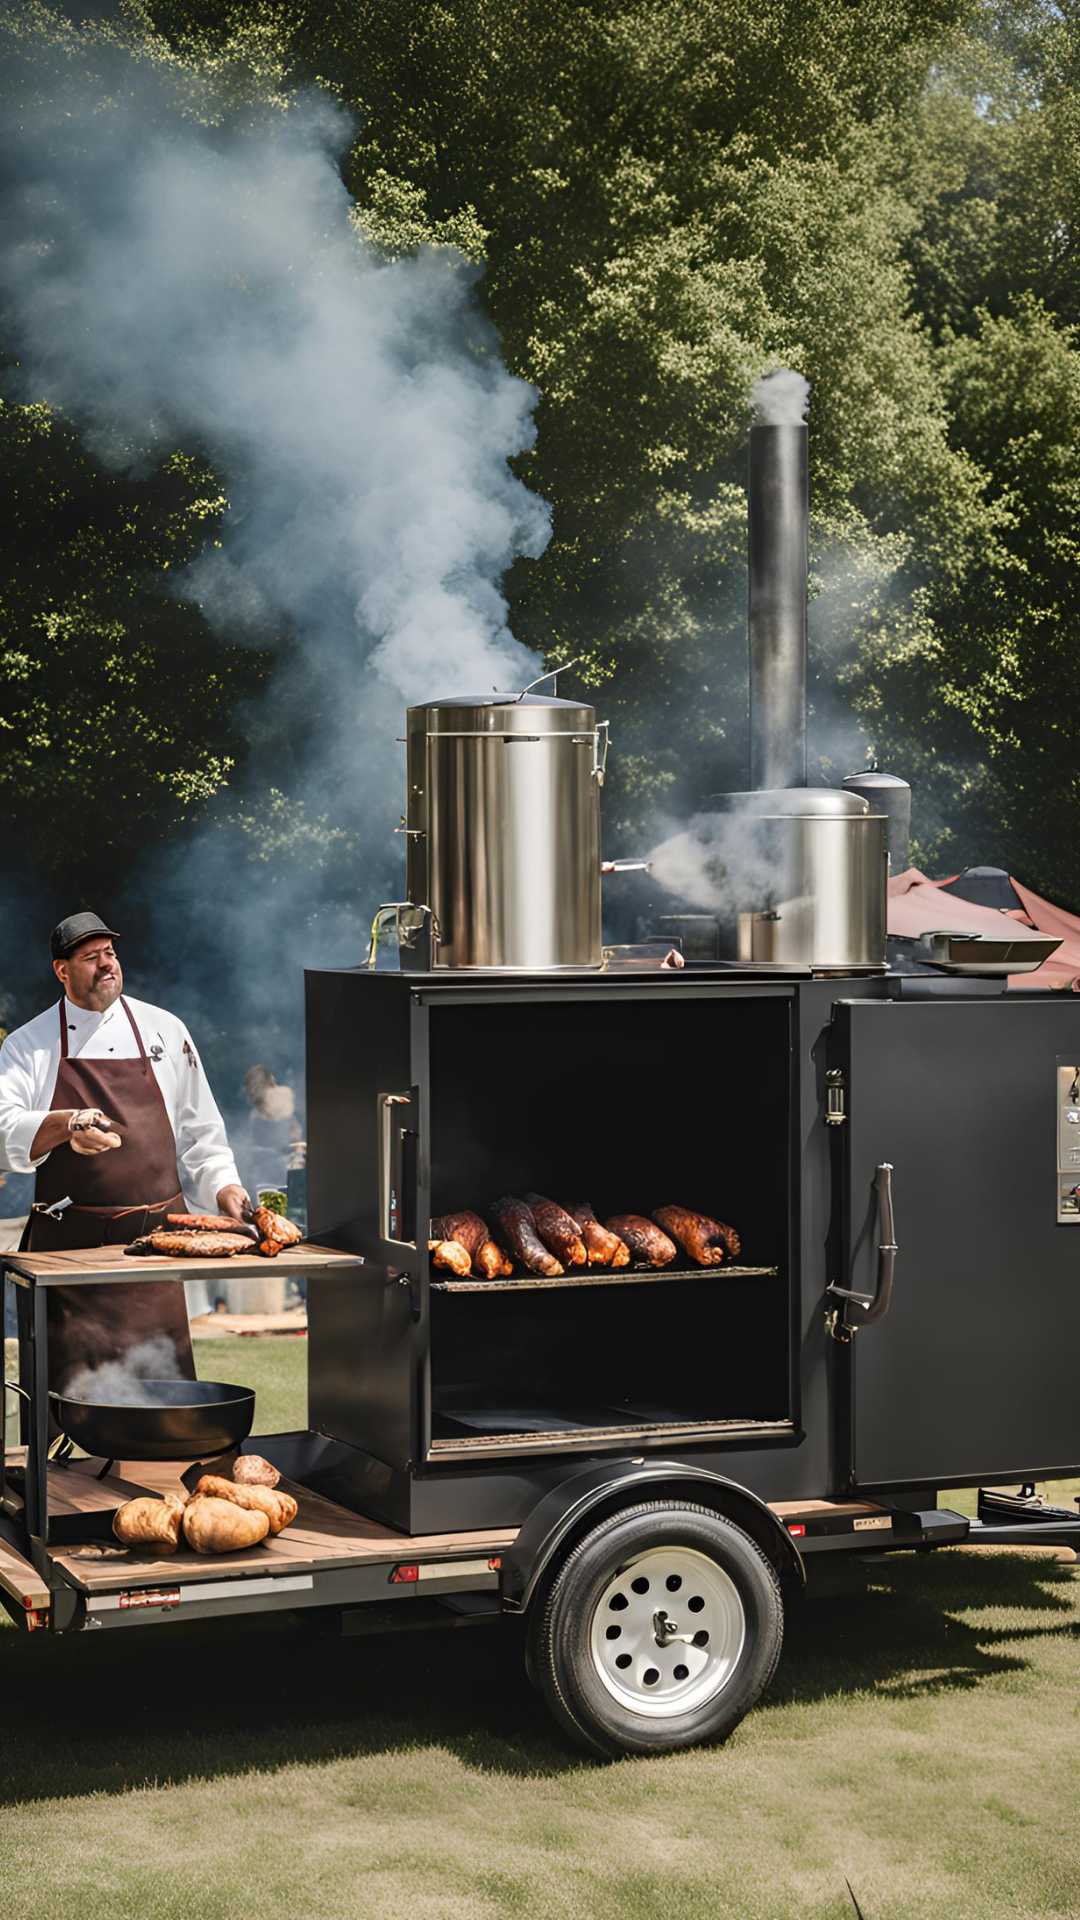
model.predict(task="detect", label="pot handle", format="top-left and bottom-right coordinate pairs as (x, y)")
top-left (827, 1163), bottom-right (898, 1332)
top-left (592, 720), bottom-right (610, 785)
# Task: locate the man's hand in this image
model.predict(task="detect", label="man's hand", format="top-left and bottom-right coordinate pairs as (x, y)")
top-left (27, 1108), bottom-right (122, 1157)
top-left (70, 1120), bottom-right (122, 1155)
top-left (69, 1107), bottom-right (122, 1154)
top-left (216, 1183), bottom-right (251, 1223)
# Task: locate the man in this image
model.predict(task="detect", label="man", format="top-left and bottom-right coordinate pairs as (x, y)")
top-left (0, 911), bottom-right (249, 1388)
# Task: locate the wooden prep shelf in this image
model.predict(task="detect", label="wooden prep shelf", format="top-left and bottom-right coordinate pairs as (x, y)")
top-left (1, 1243), bottom-right (364, 1288)
top-left (431, 1263), bottom-right (778, 1293)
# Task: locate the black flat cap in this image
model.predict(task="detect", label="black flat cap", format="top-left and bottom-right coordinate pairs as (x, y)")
top-left (50, 912), bottom-right (120, 960)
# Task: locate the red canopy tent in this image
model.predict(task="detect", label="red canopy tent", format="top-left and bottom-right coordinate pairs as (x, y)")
top-left (887, 869), bottom-right (1080, 990)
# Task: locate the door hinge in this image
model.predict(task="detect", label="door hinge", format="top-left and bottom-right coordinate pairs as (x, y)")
top-left (825, 1068), bottom-right (847, 1126)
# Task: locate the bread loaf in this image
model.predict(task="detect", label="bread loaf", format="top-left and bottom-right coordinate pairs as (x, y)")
top-left (194, 1473), bottom-right (297, 1534)
top-left (182, 1495), bottom-right (270, 1553)
top-left (112, 1496), bottom-right (183, 1553)
top-left (233, 1454), bottom-right (281, 1488)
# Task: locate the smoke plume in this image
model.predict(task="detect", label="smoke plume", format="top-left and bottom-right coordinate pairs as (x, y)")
top-left (751, 368), bottom-right (810, 425)
top-left (647, 807), bottom-right (790, 921)
top-left (64, 1334), bottom-right (182, 1406)
top-left (0, 34), bottom-right (551, 1135)
top-left (0, 46), bottom-right (548, 710)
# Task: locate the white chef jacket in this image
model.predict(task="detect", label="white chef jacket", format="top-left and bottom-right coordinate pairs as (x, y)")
top-left (0, 994), bottom-right (240, 1215)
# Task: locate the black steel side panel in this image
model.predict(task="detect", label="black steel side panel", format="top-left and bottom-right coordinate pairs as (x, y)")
top-left (307, 1267), bottom-right (418, 1472)
top-left (305, 968), bottom-right (424, 1271)
top-left (837, 998), bottom-right (1080, 1488)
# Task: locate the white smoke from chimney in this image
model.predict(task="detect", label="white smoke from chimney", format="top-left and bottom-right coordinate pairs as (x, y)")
top-left (751, 368), bottom-right (811, 425)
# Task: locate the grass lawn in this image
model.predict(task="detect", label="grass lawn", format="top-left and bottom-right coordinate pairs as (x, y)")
top-left (2, 1337), bottom-right (1079, 1919)
top-left (198, 1326), bottom-right (309, 1437)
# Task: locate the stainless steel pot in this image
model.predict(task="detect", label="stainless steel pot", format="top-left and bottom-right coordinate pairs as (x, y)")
top-left (716, 789), bottom-right (888, 971)
top-left (402, 695), bottom-right (607, 970)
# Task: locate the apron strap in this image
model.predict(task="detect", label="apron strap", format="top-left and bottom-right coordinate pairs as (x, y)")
top-left (118, 995), bottom-right (150, 1073)
top-left (57, 997), bottom-right (147, 1067)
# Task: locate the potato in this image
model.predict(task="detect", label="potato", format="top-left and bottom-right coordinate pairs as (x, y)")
top-left (182, 1495), bottom-right (270, 1553)
top-left (194, 1473), bottom-right (297, 1534)
top-left (233, 1454), bottom-right (280, 1489)
top-left (113, 1496), bottom-right (183, 1554)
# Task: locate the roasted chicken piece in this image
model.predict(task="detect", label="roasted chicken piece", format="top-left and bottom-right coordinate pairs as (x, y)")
top-left (249, 1206), bottom-right (303, 1257)
top-left (477, 1240), bottom-right (514, 1279)
top-left (164, 1212), bottom-right (258, 1240)
top-left (654, 1206), bottom-right (741, 1266)
top-left (430, 1210), bottom-right (513, 1279)
top-left (490, 1197), bottom-right (563, 1277)
top-left (570, 1202), bottom-right (631, 1268)
top-left (523, 1194), bottom-right (588, 1267)
top-left (603, 1214), bottom-right (677, 1268)
top-left (429, 1237), bottom-right (472, 1277)
top-left (125, 1231), bottom-right (255, 1258)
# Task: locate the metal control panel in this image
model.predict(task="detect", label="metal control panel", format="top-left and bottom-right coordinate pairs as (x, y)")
top-left (1057, 1061), bottom-right (1080, 1222)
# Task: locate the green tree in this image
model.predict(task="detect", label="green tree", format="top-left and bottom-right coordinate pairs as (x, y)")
top-left (136, 0), bottom-right (994, 847)
top-left (0, 393), bottom-right (263, 893)
top-left (6, 0), bottom-right (1080, 940)
top-left (848, 0), bottom-right (1080, 893)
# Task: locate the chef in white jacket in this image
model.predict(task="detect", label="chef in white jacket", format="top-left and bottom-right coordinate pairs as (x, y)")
top-left (0, 910), bottom-right (248, 1386)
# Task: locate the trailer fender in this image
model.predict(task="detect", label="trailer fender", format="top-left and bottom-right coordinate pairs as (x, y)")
top-left (501, 1458), bottom-right (804, 1614)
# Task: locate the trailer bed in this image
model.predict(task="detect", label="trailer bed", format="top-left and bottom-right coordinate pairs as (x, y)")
top-left (0, 1449), bottom-right (516, 1628)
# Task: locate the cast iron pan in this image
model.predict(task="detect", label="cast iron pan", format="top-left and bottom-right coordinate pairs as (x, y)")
top-left (49, 1380), bottom-right (255, 1461)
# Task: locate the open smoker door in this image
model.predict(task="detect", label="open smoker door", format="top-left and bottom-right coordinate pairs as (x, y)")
top-left (830, 996), bottom-right (1080, 1491)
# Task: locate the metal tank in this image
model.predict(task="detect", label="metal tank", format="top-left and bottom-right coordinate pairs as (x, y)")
top-left (716, 788), bottom-right (888, 971)
top-left (401, 694), bottom-right (607, 970)
top-left (842, 765), bottom-right (912, 874)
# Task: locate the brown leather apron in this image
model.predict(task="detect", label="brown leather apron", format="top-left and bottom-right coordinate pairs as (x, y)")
top-left (26, 998), bottom-right (195, 1393)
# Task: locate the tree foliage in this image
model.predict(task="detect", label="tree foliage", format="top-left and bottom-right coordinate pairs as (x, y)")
top-left (0, 392), bottom-right (263, 892)
top-left (3, 0), bottom-right (1080, 927)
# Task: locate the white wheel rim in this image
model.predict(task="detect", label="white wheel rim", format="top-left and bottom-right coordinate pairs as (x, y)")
top-left (589, 1545), bottom-right (746, 1718)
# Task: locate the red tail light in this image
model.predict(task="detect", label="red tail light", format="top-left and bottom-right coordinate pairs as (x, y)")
top-left (390, 1563), bottom-right (420, 1584)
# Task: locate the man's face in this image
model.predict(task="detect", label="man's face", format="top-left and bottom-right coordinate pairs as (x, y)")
top-left (54, 939), bottom-right (123, 1013)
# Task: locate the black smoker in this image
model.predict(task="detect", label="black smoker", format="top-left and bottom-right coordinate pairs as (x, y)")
top-left (303, 380), bottom-right (1080, 1551)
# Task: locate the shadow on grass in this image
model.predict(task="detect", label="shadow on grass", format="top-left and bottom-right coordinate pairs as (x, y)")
top-left (1, 1547), bottom-right (1076, 1803)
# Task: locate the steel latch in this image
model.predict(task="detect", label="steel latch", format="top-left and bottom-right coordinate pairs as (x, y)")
top-left (825, 1068), bottom-right (847, 1126)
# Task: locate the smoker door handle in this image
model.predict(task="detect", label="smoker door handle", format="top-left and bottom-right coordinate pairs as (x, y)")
top-left (377, 1091), bottom-right (417, 1252)
top-left (828, 1163), bottom-right (898, 1330)
top-left (861, 1162), bottom-right (897, 1325)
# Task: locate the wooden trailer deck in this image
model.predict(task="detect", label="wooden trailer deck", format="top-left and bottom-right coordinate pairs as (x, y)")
top-left (2, 1450), bottom-right (517, 1594)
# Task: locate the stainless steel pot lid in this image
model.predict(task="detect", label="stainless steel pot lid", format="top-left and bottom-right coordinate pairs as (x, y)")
top-left (707, 787), bottom-right (874, 817)
top-left (413, 695), bottom-right (596, 736)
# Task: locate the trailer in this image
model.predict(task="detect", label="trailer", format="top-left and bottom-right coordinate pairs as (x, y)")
top-left (4, 962), bottom-right (1080, 1759)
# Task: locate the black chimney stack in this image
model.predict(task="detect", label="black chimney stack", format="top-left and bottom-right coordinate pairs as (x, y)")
top-left (747, 419), bottom-right (808, 791)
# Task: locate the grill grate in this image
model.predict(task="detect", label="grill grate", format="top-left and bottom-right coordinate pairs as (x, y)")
top-left (431, 1262), bottom-right (778, 1293)
top-left (429, 1415), bottom-right (793, 1456)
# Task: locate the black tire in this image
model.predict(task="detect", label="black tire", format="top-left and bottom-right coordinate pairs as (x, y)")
top-left (528, 1500), bottom-right (784, 1758)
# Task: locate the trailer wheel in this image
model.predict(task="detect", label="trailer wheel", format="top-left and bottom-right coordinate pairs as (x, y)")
top-left (529, 1500), bottom-right (783, 1757)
